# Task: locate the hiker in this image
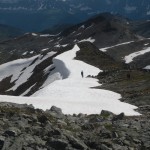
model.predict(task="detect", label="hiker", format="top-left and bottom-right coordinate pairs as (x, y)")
top-left (81, 71), bottom-right (84, 78)
top-left (127, 73), bottom-right (131, 79)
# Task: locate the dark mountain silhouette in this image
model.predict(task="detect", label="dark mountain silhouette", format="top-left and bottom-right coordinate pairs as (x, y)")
top-left (131, 20), bottom-right (150, 38)
top-left (0, 0), bottom-right (149, 31)
top-left (0, 24), bottom-right (24, 41)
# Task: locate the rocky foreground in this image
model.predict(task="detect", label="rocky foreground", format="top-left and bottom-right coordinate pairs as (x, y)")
top-left (0, 102), bottom-right (149, 150)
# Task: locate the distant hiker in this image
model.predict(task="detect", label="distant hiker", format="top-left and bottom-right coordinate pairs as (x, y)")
top-left (127, 73), bottom-right (131, 80)
top-left (81, 71), bottom-right (84, 78)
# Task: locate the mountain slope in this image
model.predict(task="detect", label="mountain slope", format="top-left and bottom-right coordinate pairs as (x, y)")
top-left (0, 24), bottom-right (24, 41)
top-left (0, 13), bottom-right (149, 115)
top-left (131, 20), bottom-right (150, 38)
top-left (0, 13), bottom-right (149, 97)
top-left (104, 38), bottom-right (150, 69)
top-left (0, 44), bottom-right (140, 116)
top-left (0, 13), bottom-right (138, 65)
top-left (58, 13), bottom-right (138, 48)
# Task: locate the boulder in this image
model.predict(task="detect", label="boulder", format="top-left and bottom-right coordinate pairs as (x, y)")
top-left (37, 115), bottom-right (48, 124)
top-left (0, 136), bottom-right (5, 149)
top-left (68, 136), bottom-right (88, 150)
top-left (46, 138), bottom-right (68, 150)
top-left (3, 127), bottom-right (21, 137)
top-left (100, 144), bottom-right (112, 150)
top-left (100, 110), bottom-right (114, 119)
top-left (112, 113), bottom-right (125, 121)
top-left (50, 106), bottom-right (63, 115)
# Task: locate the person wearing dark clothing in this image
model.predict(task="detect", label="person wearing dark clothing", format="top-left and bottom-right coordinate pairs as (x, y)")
top-left (81, 71), bottom-right (84, 78)
top-left (127, 73), bottom-right (131, 79)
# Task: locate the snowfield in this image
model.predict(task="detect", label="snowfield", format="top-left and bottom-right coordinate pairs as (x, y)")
top-left (79, 37), bottom-right (95, 43)
top-left (0, 45), bottom-right (140, 116)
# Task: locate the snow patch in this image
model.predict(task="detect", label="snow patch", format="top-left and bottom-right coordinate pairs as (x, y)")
top-left (79, 25), bottom-right (85, 29)
top-left (144, 43), bottom-right (149, 46)
top-left (30, 51), bottom-right (34, 54)
top-left (40, 32), bottom-right (61, 37)
top-left (76, 33), bottom-right (81, 36)
top-left (31, 33), bottom-right (38, 36)
top-left (44, 65), bottom-right (55, 74)
top-left (22, 51), bottom-right (28, 56)
top-left (100, 41), bottom-right (134, 52)
top-left (124, 47), bottom-right (150, 63)
top-left (55, 44), bottom-right (68, 48)
top-left (40, 34), bottom-right (51, 37)
top-left (54, 44), bottom-right (60, 48)
top-left (61, 44), bottom-right (68, 47)
top-left (144, 65), bottom-right (150, 70)
top-left (79, 37), bottom-right (95, 43)
top-left (41, 48), bottom-right (49, 52)
top-left (48, 39), bottom-right (54, 43)
top-left (46, 51), bottom-right (57, 57)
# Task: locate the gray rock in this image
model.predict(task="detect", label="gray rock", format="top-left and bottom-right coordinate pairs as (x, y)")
top-left (37, 115), bottom-right (48, 124)
top-left (133, 139), bottom-right (141, 144)
top-left (3, 127), bottom-right (21, 137)
top-left (5, 137), bottom-right (23, 150)
top-left (47, 128), bottom-right (61, 136)
top-left (46, 138), bottom-right (68, 150)
top-left (112, 144), bottom-right (128, 150)
top-left (112, 113), bottom-right (125, 121)
top-left (100, 110), bottom-right (114, 118)
top-left (112, 132), bottom-right (119, 138)
top-left (100, 129), bottom-right (112, 139)
top-left (50, 106), bottom-right (63, 115)
top-left (57, 119), bottom-right (67, 127)
top-left (0, 136), bottom-right (5, 149)
top-left (100, 144), bottom-right (112, 150)
top-left (68, 136), bottom-right (88, 150)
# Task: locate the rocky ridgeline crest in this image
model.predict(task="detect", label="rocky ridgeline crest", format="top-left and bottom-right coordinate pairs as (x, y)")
top-left (0, 102), bottom-right (149, 150)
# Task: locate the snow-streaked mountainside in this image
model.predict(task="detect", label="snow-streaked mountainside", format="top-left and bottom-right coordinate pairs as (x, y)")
top-left (0, 52), bottom-right (56, 92)
top-left (124, 47), bottom-right (150, 64)
top-left (0, 0), bottom-right (150, 31)
top-left (0, 13), bottom-right (149, 115)
top-left (0, 13), bottom-right (149, 95)
top-left (0, 45), bottom-right (140, 116)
